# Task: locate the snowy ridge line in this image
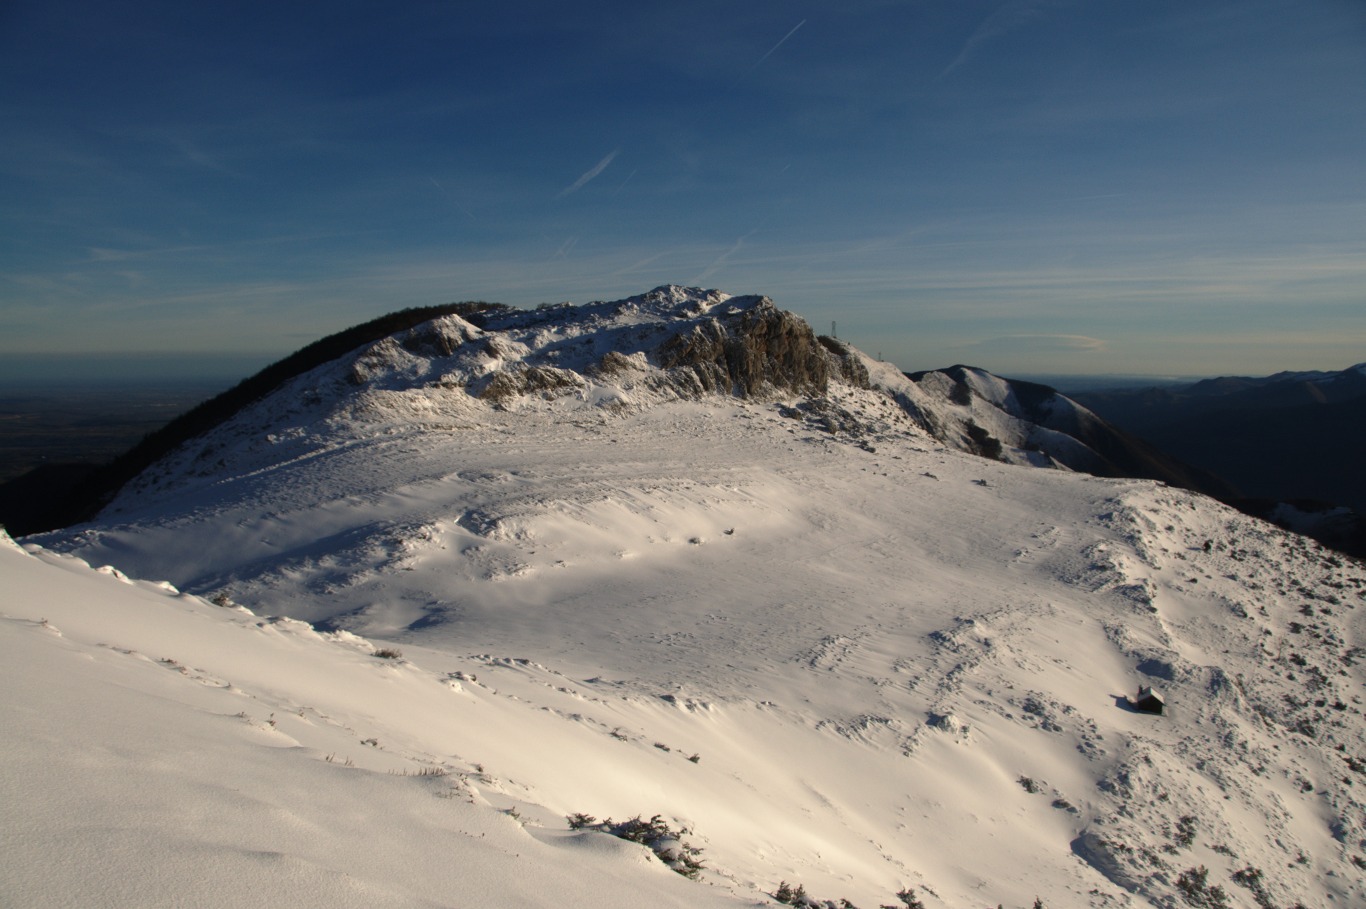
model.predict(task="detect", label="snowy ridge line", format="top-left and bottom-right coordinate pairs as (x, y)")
top-left (88, 286), bottom-right (1210, 519)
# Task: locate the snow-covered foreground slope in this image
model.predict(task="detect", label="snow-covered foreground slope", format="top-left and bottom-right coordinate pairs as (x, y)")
top-left (0, 533), bottom-right (747, 909)
top-left (15, 289), bottom-right (1366, 908)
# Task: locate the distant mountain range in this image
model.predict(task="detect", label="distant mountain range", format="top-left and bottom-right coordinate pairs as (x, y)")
top-left (1072, 364), bottom-right (1366, 555)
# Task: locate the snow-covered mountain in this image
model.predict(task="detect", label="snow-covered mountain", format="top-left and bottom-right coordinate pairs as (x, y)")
top-left (900, 365), bottom-right (1237, 500)
top-left (9, 287), bottom-right (1366, 909)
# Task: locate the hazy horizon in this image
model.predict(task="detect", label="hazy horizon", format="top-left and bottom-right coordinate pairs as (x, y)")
top-left (5, 345), bottom-right (1361, 394)
top-left (0, 348), bottom-right (1242, 394)
top-left (0, 353), bottom-right (274, 388)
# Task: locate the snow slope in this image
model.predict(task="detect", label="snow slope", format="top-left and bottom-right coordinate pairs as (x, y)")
top-left (12, 288), bottom-right (1366, 908)
top-left (0, 533), bottom-right (748, 909)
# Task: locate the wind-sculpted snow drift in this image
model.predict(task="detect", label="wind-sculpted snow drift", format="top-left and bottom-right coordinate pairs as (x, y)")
top-left (13, 287), bottom-right (1366, 909)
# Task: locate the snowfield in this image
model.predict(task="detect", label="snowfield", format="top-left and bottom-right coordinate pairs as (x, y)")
top-left (8, 288), bottom-right (1366, 908)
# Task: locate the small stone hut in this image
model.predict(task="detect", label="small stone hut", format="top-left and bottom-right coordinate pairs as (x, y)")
top-left (1133, 686), bottom-right (1165, 715)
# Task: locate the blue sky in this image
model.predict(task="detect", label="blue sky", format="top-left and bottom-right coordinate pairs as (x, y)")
top-left (3, 0), bottom-right (1364, 379)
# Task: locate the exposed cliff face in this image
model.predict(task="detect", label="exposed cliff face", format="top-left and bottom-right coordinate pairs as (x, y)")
top-left (816, 336), bottom-right (872, 390)
top-left (340, 286), bottom-right (841, 407)
top-left (655, 298), bottom-right (832, 398)
top-left (476, 366), bottom-right (586, 404)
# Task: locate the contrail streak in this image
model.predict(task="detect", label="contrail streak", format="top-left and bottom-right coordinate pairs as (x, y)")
top-left (557, 149), bottom-right (620, 198)
top-left (691, 229), bottom-right (758, 284)
top-left (429, 177), bottom-right (477, 220)
top-left (612, 168), bottom-right (638, 196)
top-left (748, 20), bottom-right (806, 74)
top-left (938, 0), bottom-right (1060, 80)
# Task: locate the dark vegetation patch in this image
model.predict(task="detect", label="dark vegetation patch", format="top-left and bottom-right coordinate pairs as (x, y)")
top-left (965, 420), bottom-right (1003, 460)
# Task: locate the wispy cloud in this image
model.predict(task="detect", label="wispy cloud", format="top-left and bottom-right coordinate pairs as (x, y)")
top-left (963, 334), bottom-right (1108, 355)
top-left (939, 0), bottom-right (1064, 80)
top-left (612, 250), bottom-right (673, 277)
top-left (556, 149), bottom-right (620, 198)
top-left (86, 232), bottom-right (367, 262)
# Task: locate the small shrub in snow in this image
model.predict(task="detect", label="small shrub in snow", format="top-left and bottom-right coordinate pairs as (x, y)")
top-left (1018, 775), bottom-right (1040, 794)
top-left (1230, 867), bottom-right (1276, 909)
top-left (880, 888), bottom-right (924, 909)
top-left (773, 880), bottom-right (875, 908)
top-left (1175, 866), bottom-right (1229, 909)
top-left (412, 766), bottom-right (448, 777)
top-left (373, 647), bottom-right (403, 659)
top-left (1174, 814), bottom-right (1197, 848)
top-left (568, 814), bottom-right (704, 879)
